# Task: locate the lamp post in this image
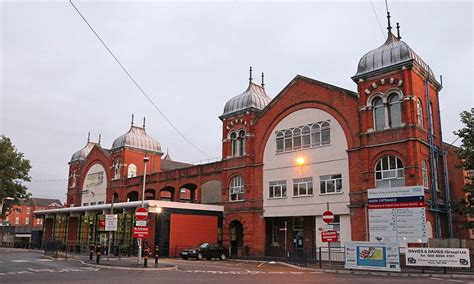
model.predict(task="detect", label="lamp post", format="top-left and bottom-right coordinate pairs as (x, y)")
top-left (137, 156), bottom-right (149, 265)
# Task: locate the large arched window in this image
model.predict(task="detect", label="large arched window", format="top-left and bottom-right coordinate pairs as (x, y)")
top-left (375, 155), bottom-right (405, 188)
top-left (127, 164), bottom-right (137, 178)
top-left (388, 94), bottom-right (401, 127)
top-left (422, 160), bottom-right (428, 189)
top-left (284, 129), bottom-right (293, 151)
top-left (238, 130), bottom-right (246, 156)
top-left (311, 123), bottom-right (320, 146)
top-left (293, 128), bottom-right (302, 150)
top-left (276, 131), bottom-right (284, 153)
top-left (230, 132), bottom-right (238, 156)
top-left (373, 97), bottom-right (385, 131)
top-left (229, 175), bottom-right (244, 201)
top-left (416, 99), bottom-right (423, 127)
top-left (301, 125), bottom-right (311, 148)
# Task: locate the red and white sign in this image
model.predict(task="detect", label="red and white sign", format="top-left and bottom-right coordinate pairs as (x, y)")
top-left (133, 226), bottom-right (149, 238)
top-left (322, 211), bottom-right (334, 224)
top-left (135, 207), bottom-right (148, 221)
top-left (321, 230), bottom-right (338, 242)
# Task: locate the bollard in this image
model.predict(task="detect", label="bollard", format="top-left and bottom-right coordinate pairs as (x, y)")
top-left (154, 246), bottom-right (159, 265)
top-left (96, 244), bottom-right (101, 264)
top-left (143, 247), bottom-right (149, 267)
top-left (89, 243), bottom-right (94, 261)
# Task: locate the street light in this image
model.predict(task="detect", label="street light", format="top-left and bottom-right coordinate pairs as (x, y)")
top-left (296, 157), bottom-right (305, 167)
top-left (138, 156), bottom-right (150, 265)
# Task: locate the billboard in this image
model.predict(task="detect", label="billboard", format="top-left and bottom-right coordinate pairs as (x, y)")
top-left (368, 186), bottom-right (427, 243)
top-left (345, 242), bottom-right (401, 272)
top-left (81, 163), bottom-right (107, 206)
top-left (406, 248), bottom-right (471, 268)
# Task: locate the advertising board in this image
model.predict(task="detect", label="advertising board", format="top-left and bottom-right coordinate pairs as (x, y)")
top-left (406, 248), bottom-right (471, 268)
top-left (105, 214), bottom-right (117, 231)
top-left (345, 241), bottom-right (401, 272)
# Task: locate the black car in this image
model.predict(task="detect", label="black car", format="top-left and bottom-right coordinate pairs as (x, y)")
top-left (180, 243), bottom-right (228, 260)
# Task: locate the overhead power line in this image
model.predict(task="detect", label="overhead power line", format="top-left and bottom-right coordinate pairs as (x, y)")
top-left (69, 0), bottom-right (210, 158)
top-left (369, 0), bottom-right (386, 40)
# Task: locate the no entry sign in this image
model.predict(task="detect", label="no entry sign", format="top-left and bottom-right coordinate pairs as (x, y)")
top-left (321, 230), bottom-right (339, 242)
top-left (135, 207), bottom-right (148, 221)
top-left (322, 210), bottom-right (334, 224)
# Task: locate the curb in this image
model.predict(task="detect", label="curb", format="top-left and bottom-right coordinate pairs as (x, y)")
top-left (47, 256), bottom-right (178, 271)
top-left (228, 259), bottom-right (474, 279)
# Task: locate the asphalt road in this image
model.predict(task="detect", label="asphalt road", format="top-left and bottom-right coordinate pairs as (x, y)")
top-left (1, 248), bottom-right (473, 284)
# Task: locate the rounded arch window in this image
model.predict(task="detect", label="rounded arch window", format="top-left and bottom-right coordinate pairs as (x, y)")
top-left (375, 155), bottom-right (405, 188)
top-left (373, 97), bottom-right (385, 131)
top-left (301, 125), bottom-right (311, 148)
top-left (230, 132), bottom-right (238, 157)
top-left (276, 131), bottom-right (284, 152)
top-left (422, 160), bottom-right (428, 189)
top-left (293, 128), bottom-right (302, 149)
top-left (416, 99), bottom-right (424, 127)
top-left (284, 129), bottom-right (293, 151)
top-left (388, 93), bottom-right (401, 127)
top-left (229, 175), bottom-right (244, 201)
top-left (320, 121), bottom-right (331, 145)
top-left (311, 123), bottom-right (321, 146)
top-left (127, 164), bottom-right (137, 178)
top-left (238, 130), bottom-right (246, 156)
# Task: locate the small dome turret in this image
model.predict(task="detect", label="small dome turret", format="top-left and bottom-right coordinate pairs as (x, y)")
top-left (70, 133), bottom-right (96, 163)
top-left (111, 117), bottom-right (162, 154)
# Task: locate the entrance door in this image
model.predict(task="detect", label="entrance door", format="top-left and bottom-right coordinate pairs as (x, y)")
top-left (230, 220), bottom-right (243, 257)
top-left (293, 231), bottom-right (304, 253)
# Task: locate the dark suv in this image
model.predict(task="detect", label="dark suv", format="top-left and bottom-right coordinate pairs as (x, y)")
top-left (180, 243), bottom-right (227, 260)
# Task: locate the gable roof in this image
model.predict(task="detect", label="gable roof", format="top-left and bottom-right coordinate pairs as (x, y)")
top-left (31, 198), bottom-right (63, 208)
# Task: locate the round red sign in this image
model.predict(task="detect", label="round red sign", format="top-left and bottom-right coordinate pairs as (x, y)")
top-left (322, 210), bottom-right (334, 224)
top-left (135, 207), bottom-right (148, 221)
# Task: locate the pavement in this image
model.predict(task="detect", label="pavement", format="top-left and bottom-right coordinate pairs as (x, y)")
top-left (65, 253), bottom-right (176, 270)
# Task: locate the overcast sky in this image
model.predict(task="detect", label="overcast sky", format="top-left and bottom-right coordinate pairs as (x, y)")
top-left (1, 0), bottom-right (472, 201)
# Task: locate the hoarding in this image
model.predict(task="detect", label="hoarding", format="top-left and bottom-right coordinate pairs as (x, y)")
top-left (368, 186), bottom-right (427, 243)
top-left (406, 248), bottom-right (471, 268)
top-left (345, 241), bottom-right (401, 272)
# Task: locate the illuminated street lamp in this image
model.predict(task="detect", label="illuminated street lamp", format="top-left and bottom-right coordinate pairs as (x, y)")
top-left (296, 157), bottom-right (305, 167)
top-left (138, 156), bottom-right (150, 265)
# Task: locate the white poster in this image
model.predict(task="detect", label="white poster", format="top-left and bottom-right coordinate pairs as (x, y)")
top-left (406, 248), bottom-right (471, 268)
top-left (105, 214), bottom-right (117, 231)
top-left (345, 241), bottom-right (401, 272)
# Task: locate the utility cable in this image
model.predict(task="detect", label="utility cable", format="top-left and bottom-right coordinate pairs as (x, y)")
top-left (369, 0), bottom-right (386, 40)
top-left (69, 0), bottom-right (210, 158)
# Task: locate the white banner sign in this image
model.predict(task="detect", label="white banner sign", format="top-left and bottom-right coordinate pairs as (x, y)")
top-left (345, 241), bottom-right (401, 272)
top-left (105, 214), bottom-right (117, 231)
top-left (406, 248), bottom-right (471, 268)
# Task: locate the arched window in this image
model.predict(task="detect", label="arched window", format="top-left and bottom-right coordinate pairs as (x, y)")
top-left (301, 125), bottom-right (311, 148)
top-left (311, 123), bottom-right (321, 146)
top-left (238, 130), bottom-right (246, 156)
top-left (422, 160), bottom-right (428, 189)
top-left (321, 121), bottom-right (331, 145)
top-left (230, 132), bottom-right (238, 157)
top-left (229, 175), bottom-right (244, 201)
top-left (276, 131), bottom-right (284, 153)
top-left (293, 128), bottom-right (302, 150)
top-left (388, 94), bottom-right (401, 127)
top-left (416, 99), bottom-right (423, 127)
top-left (127, 164), bottom-right (137, 178)
top-left (375, 155), bottom-right (405, 188)
top-left (284, 129), bottom-right (293, 151)
top-left (373, 97), bottom-right (385, 130)
top-left (113, 160), bottom-right (121, 179)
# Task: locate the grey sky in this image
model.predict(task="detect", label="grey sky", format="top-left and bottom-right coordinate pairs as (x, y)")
top-left (1, 0), bottom-right (472, 201)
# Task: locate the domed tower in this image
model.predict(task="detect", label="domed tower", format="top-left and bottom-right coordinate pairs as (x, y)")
top-left (350, 11), bottom-right (448, 240)
top-left (220, 67), bottom-right (271, 160)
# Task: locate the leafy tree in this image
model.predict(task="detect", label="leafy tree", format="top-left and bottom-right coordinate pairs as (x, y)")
top-left (452, 108), bottom-right (474, 226)
top-left (0, 135), bottom-right (32, 215)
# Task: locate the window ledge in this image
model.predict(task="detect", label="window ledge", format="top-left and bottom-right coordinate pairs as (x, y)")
top-left (275, 144), bottom-right (331, 155)
top-left (268, 196), bottom-right (288, 200)
top-left (271, 243), bottom-right (280, 247)
top-left (292, 195), bottom-right (314, 198)
top-left (319, 192), bottom-right (344, 196)
top-left (229, 200), bottom-right (245, 203)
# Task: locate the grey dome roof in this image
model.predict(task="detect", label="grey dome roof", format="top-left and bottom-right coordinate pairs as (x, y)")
top-left (222, 83), bottom-right (271, 117)
top-left (111, 126), bottom-right (162, 153)
top-left (70, 142), bottom-right (96, 162)
top-left (355, 33), bottom-right (434, 79)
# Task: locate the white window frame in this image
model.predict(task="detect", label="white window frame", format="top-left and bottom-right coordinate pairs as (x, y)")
top-left (127, 163), bottom-right (137, 178)
top-left (416, 99), bottom-right (424, 127)
top-left (229, 175), bottom-right (244, 202)
top-left (275, 120), bottom-right (331, 154)
top-left (320, 174), bottom-right (342, 195)
top-left (269, 180), bottom-right (287, 199)
top-left (25, 217), bottom-right (29, 225)
top-left (293, 177), bottom-right (313, 197)
top-left (422, 160), bottom-right (429, 189)
top-left (375, 156), bottom-right (405, 188)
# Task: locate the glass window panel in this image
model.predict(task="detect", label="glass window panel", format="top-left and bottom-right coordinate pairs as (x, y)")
top-left (327, 180), bottom-right (335, 193)
top-left (336, 179), bottom-right (342, 192)
top-left (320, 181), bottom-right (326, 194)
top-left (382, 156), bottom-right (389, 170)
top-left (282, 184), bottom-right (287, 197)
top-left (308, 182), bottom-right (313, 195)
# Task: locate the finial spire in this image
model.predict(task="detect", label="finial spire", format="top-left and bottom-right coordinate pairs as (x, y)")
top-left (98, 134), bottom-right (101, 145)
top-left (87, 132), bottom-right (90, 143)
top-left (385, 0), bottom-right (392, 35)
top-left (143, 117), bottom-right (146, 129)
top-left (396, 22), bottom-right (401, 39)
top-left (249, 66), bottom-right (253, 84)
top-left (131, 114), bottom-right (134, 126)
top-left (261, 72), bottom-right (265, 88)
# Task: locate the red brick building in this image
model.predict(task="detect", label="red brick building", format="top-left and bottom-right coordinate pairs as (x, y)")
top-left (36, 13), bottom-right (467, 257)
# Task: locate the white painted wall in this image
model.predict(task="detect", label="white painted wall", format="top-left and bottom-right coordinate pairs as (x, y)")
top-left (81, 163), bottom-right (107, 206)
top-left (262, 108), bottom-right (352, 246)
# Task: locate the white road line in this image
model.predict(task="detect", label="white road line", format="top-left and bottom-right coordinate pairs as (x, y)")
top-left (11, 260), bottom-right (30, 263)
top-left (429, 278), bottom-right (444, 281)
top-left (447, 280), bottom-right (463, 283)
top-left (36, 259), bottom-right (54, 262)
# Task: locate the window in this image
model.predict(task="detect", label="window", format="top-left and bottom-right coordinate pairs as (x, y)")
top-left (26, 208), bottom-right (30, 214)
top-left (98, 201), bottom-right (104, 205)
top-left (238, 130), bottom-right (246, 156)
top-left (83, 203), bottom-right (89, 206)
top-left (230, 132), bottom-right (238, 156)
top-left (15, 217), bottom-right (19, 225)
top-left (373, 97), bottom-right (385, 131)
top-left (113, 160), bottom-right (121, 179)
top-left (36, 219), bottom-right (41, 225)
top-left (230, 130), bottom-right (246, 157)
top-left (429, 102), bottom-right (434, 130)
top-left (416, 99), bottom-right (423, 127)
top-left (433, 156), bottom-right (439, 193)
top-left (388, 94), bottom-right (401, 127)
top-left (422, 160), bottom-right (429, 189)
top-left (293, 177), bottom-right (313, 197)
top-left (375, 156), bottom-right (405, 188)
top-left (275, 121), bottom-right (331, 153)
top-left (269, 180), bottom-right (287, 199)
top-left (320, 174), bottom-right (342, 194)
top-left (90, 202), bottom-right (96, 206)
top-left (293, 217), bottom-right (304, 231)
top-left (229, 175), bottom-right (244, 201)
top-left (25, 217), bottom-right (29, 225)
top-left (70, 171), bottom-right (77, 188)
top-left (128, 164), bottom-right (137, 178)
top-left (271, 219), bottom-right (279, 246)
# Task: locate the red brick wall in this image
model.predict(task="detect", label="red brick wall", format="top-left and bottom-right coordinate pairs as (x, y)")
top-left (169, 214), bottom-right (218, 256)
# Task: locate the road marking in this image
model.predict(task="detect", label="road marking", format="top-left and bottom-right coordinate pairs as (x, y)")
top-left (257, 262), bottom-right (264, 268)
top-left (429, 278), bottom-right (444, 281)
top-left (447, 280), bottom-right (463, 283)
top-left (11, 260), bottom-right (29, 263)
top-left (36, 259), bottom-right (54, 262)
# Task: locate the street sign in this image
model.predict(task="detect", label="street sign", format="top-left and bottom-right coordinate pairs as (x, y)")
top-left (135, 207), bottom-right (148, 221)
top-left (323, 224), bottom-right (334, 230)
top-left (322, 211), bottom-right (334, 224)
top-left (321, 230), bottom-right (338, 242)
top-left (406, 248), bottom-right (471, 268)
top-left (133, 226), bottom-right (149, 238)
top-left (136, 220), bottom-right (147, 227)
top-left (105, 214), bottom-right (117, 231)
top-left (99, 220), bottom-right (106, 228)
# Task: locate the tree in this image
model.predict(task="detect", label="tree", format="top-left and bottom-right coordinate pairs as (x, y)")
top-left (452, 108), bottom-right (474, 226)
top-left (0, 135), bottom-right (32, 215)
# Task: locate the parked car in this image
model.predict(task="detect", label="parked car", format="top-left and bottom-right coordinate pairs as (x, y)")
top-left (180, 242), bottom-right (227, 260)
